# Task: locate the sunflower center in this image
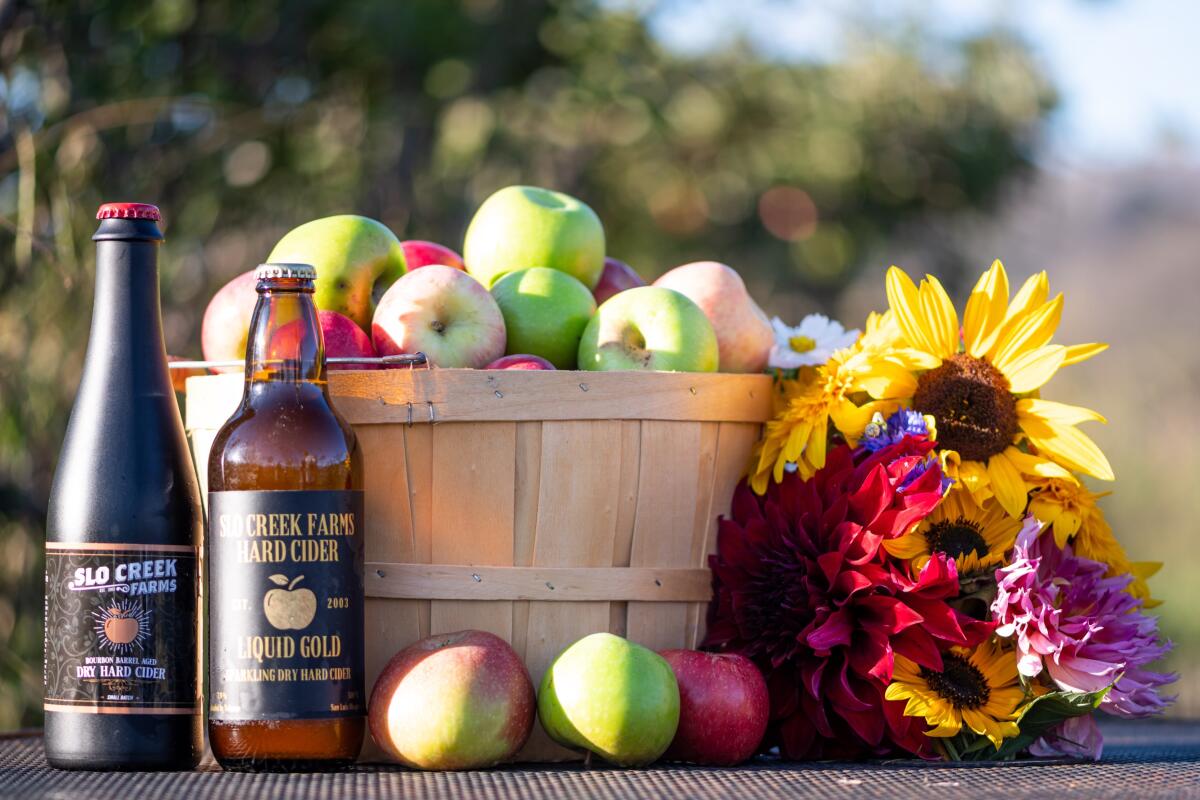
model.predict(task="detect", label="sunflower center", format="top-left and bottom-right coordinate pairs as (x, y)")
top-left (789, 335), bottom-right (817, 353)
top-left (920, 653), bottom-right (990, 709)
top-left (912, 354), bottom-right (1018, 462)
top-left (925, 518), bottom-right (988, 561)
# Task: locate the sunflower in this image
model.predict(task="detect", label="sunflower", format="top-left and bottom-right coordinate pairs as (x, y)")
top-left (860, 260), bottom-right (1113, 518)
top-left (885, 491), bottom-right (1021, 575)
top-left (885, 639), bottom-right (1025, 749)
top-left (1029, 477), bottom-right (1162, 607)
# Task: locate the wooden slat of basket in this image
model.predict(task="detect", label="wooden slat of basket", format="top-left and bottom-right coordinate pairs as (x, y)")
top-left (626, 421), bottom-right (708, 651)
top-left (519, 420), bottom-right (627, 761)
top-left (430, 423), bottom-right (517, 642)
top-left (185, 370), bottom-right (773, 430)
top-left (508, 421), bottom-right (542, 670)
top-left (364, 565), bottom-right (713, 602)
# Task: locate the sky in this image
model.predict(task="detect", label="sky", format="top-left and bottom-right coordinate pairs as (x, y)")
top-left (631, 0), bottom-right (1200, 166)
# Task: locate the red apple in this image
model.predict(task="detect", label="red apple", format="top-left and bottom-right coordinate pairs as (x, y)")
top-left (659, 650), bottom-right (768, 766)
top-left (402, 239), bottom-right (466, 271)
top-left (592, 256), bottom-right (646, 305)
top-left (319, 310), bottom-right (378, 369)
top-left (653, 262), bottom-right (773, 373)
top-left (368, 630), bottom-right (535, 770)
top-left (201, 270), bottom-right (259, 373)
top-left (485, 354), bottom-right (556, 370)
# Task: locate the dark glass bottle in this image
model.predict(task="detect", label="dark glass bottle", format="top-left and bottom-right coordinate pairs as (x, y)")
top-left (44, 203), bottom-right (203, 770)
top-left (206, 263), bottom-right (365, 771)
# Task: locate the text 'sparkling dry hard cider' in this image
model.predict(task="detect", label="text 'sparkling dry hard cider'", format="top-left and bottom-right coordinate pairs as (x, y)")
top-left (206, 262), bottom-right (366, 771)
top-left (44, 203), bottom-right (203, 770)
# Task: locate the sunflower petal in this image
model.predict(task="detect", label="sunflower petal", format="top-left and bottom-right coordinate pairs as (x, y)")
top-left (1020, 417), bottom-right (1116, 481)
top-left (1000, 345), bottom-right (1066, 394)
top-left (963, 260), bottom-right (1010, 357)
top-left (1000, 446), bottom-right (1077, 481)
top-left (992, 294), bottom-right (1064, 373)
top-left (1006, 271), bottom-right (1050, 323)
top-left (1017, 398), bottom-right (1108, 426)
top-left (987, 450), bottom-right (1029, 518)
top-left (918, 274), bottom-right (960, 358)
top-left (1063, 342), bottom-right (1108, 366)
top-left (855, 360), bottom-right (919, 400)
top-left (886, 266), bottom-right (939, 355)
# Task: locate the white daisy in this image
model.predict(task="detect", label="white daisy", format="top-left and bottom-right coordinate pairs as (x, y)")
top-left (767, 314), bottom-right (860, 369)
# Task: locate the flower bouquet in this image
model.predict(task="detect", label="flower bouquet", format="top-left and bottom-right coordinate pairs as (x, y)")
top-left (705, 261), bottom-right (1174, 761)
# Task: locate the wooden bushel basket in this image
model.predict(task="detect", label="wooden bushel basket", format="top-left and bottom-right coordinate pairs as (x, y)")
top-left (185, 368), bottom-right (772, 762)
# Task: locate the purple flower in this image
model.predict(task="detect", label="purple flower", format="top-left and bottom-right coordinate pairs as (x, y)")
top-left (1030, 715), bottom-right (1104, 761)
top-left (861, 410), bottom-right (930, 452)
top-left (992, 519), bottom-right (1176, 719)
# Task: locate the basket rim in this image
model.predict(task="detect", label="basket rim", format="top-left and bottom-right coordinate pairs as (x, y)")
top-left (185, 369), bottom-right (774, 429)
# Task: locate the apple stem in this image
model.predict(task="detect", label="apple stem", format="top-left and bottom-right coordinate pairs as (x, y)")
top-left (288, 575), bottom-right (304, 590)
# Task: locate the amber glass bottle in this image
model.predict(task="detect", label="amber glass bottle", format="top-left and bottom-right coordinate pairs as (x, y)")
top-left (206, 263), bottom-right (365, 771)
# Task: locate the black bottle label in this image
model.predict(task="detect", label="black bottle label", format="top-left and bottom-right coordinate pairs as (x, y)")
top-left (43, 543), bottom-right (198, 714)
top-left (208, 490), bottom-right (365, 721)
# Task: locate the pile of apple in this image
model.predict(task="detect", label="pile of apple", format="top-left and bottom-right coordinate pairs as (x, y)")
top-left (369, 630), bottom-right (769, 770)
top-left (202, 185), bottom-right (774, 373)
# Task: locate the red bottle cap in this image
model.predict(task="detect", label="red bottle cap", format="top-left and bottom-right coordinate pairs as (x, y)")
top-left (96, 203), bottom-right (162, 222)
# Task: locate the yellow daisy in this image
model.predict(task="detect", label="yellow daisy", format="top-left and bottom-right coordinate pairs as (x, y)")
top-left (885, 639), bottom-right (1025, 750)
top-left (1029, 477), bottom-right (1162, 607)
top-left (860, 260), bottom-right (1113, 518)
top-left (885, 492), bottom-right (1021, 574)
top-left (749, 308), bottom-right (945, 494)
top-left (749, 349), bottom-right (898, 493)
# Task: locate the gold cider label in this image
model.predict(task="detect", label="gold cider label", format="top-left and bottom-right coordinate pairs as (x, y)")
top-left (44, 542), bottom-right (199, 714)
top-left (207, 490), bottom-right (365, 721)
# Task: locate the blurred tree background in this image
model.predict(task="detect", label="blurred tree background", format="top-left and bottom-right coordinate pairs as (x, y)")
top-left (0, 0), bottom-right (1053, 727)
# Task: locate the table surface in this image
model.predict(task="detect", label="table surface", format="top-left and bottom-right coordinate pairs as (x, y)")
top-left (2, 720), bottom-right (1199, 800)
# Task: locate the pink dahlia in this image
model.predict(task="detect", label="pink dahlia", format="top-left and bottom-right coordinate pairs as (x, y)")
top-left (992, 520), bottom-right (1176, 718)
top-left (704, 437), bottom-right (992, 759)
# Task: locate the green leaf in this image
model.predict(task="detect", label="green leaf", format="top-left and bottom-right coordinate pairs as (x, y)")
top-left (989, 687), bottom-right (1110, 761)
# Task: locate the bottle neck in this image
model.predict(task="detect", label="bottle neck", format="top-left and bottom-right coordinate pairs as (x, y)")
top-left (245, 278), bottom-right (326, 389)
top-left (86, 236), bottom-right (171, 395)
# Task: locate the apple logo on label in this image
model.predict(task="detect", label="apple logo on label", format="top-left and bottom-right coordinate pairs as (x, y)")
top-left (103, 608), bottom-right (138, 645)
top-left (263, 575), bottom-right (318, 631)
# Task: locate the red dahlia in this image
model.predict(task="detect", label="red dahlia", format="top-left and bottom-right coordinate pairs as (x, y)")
top-left (704, 437), bottom-right (993, 759)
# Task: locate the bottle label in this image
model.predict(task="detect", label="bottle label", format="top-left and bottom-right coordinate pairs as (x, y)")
top-left (43, 543), bottom-right (198, 714)
top-left (208, 490), bottom-right (365, 721)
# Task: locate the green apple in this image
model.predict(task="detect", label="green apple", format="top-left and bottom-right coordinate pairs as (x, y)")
top-left (267, 215), bottom-right (407, 329)
top-left (538, 633), bottom-right (679, 767)
top-left (578, 286), bottom-right (719, 372)
top-left (464, 186), bottom-right (605, 289)
top-left (490, 268), bottom-right (596, 369)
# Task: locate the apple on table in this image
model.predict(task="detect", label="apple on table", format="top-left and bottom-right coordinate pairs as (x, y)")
top-left (372, 265), bottom-right (506, 369)
top-left (369, 630), bottom-right (535, 770)
top-left (537, 632), bottom-right (680, 767)
top-left (577, 286), bottom-right (719, 373)
top-left (464, 185), bottom-right (606, 289)
top-left (653, 261), bottom-right (773, 374)
top-left (491, 267), bottom-right (596, 369)
top-left (267, 215), bottom-right (408, 330)
top-left (659, 649), bottom-right (768, 766)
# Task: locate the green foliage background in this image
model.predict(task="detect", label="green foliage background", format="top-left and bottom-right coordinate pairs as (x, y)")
top-left (0, 0), bottom-right (1052, 727)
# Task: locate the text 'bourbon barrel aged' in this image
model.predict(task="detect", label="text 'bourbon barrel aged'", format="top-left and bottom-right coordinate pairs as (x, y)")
top-left (207, 263), bottom-right (366, 771)
top-left (44, 203), bottom-right (202, 770)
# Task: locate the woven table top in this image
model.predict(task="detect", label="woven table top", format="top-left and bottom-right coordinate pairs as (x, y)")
top-left (2, 720), bottom-right (1198, 800)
